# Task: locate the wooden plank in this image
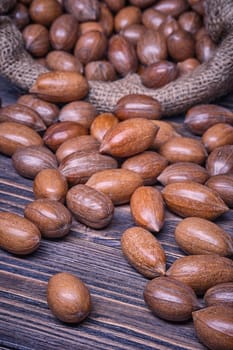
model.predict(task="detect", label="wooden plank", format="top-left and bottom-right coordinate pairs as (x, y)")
top-left (0, 76), bottom-right (232, 350)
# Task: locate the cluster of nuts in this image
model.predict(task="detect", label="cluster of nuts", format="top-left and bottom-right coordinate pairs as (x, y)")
top-left (0, 86), bottom-right (233, 348)
top-left (0, 0), bottom-right (232, 349)
top-left (9, 0), bottom-right (215, 87)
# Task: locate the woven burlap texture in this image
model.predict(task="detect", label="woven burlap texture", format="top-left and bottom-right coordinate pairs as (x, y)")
top-left (0, 0), bottom-right (233, 115)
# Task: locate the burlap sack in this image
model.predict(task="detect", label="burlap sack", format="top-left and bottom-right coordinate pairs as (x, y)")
top-left (0, 0), bottom-right (233, 116)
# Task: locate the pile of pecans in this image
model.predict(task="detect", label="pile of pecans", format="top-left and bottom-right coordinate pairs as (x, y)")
top-left (9, 0), bottom-right (215, 86)
top-left (0, 1), bottom-right (233, 350)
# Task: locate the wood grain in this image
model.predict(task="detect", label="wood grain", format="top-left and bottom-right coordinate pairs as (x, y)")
top-left (0, 76), bottom-right (232, 350)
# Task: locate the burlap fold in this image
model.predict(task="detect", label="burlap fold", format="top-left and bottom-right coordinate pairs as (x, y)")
top-left (0, 0), bottom-right (233, 115)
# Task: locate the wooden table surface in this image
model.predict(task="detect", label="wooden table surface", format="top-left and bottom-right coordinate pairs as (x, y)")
top-left (0, 76), bottom-right (232, 350)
